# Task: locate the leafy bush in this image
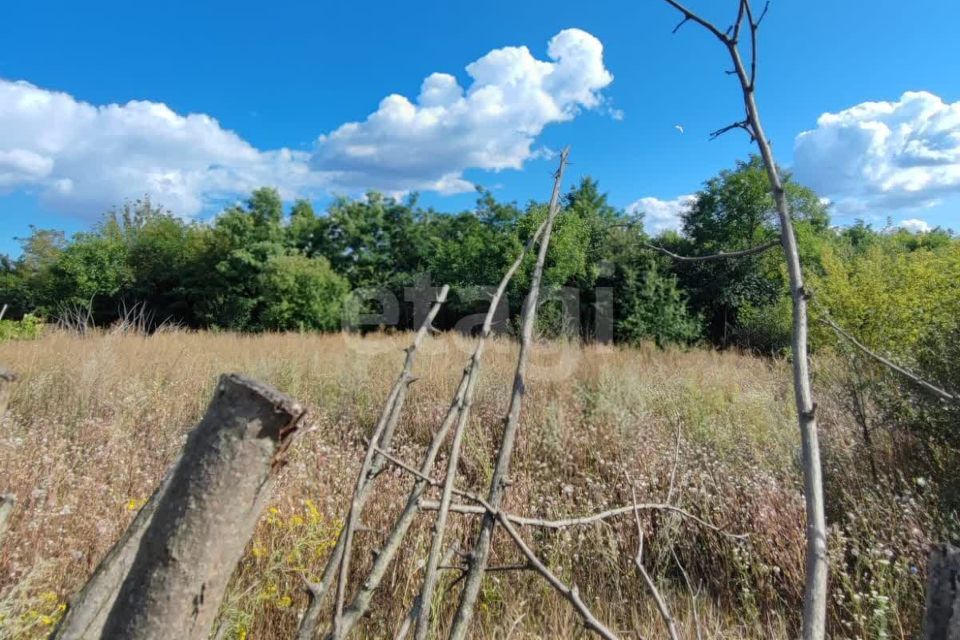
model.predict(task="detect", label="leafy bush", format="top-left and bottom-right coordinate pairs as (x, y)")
top-left (0, 314), bottom-right (43, 341)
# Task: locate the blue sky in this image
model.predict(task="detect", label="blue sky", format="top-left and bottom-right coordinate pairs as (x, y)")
top-left (1, 0), bottom-right (958, 255)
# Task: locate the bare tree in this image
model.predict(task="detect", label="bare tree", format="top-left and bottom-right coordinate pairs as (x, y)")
top-left (448, 148), bottom-right (570, 639)
top-left (101, 374), bottom-right (305, 639)
top-left (658, 2), bottom-right (828, 638)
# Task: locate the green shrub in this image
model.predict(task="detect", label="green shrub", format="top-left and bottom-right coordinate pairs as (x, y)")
top-left (0, 314), bottom-right (43, 341)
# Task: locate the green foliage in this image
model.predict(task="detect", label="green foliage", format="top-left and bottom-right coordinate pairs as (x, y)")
top-left (662, 155), bottom-right (829, 350)
top-left (0, 314), bottom-right (43, 341)
top-left (258, 255), bottom-right (348, 332)
top-left (3, 157), bottom-right (953, 357)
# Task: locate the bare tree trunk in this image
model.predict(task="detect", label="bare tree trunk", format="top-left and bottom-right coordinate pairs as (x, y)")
top-left (448, 147), bottom-right (570, 639)
top-left (101, 374), bottom-right (305, 640)
top-left (925, 544), bottom-right (960, 640)
top-left (50, 467), bottom-right (175, 640)
top-left (660, 3), bottom-right (828, 637)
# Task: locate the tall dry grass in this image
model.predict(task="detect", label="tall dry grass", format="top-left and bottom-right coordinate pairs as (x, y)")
top-left (0, 331), bottom-right (940, 639)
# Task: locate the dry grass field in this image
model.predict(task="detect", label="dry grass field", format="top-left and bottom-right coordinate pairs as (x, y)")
top-left (0, 331), bottom-right (938, 638)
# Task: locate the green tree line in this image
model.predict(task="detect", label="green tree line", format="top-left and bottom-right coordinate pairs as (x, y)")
top-left (0, 156), bottom-right (955, 355)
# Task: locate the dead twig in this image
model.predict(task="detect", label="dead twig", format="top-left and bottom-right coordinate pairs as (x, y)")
top-left (644, 240), bottom-right (778, 262)
top-left (817, 311), bottom-right (958, 405)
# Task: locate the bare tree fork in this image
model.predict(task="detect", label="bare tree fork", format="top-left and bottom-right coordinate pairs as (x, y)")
top-left (414, 148), bottom-right (571, 640)
top-left (0, 494), bottom-right (14, 548)
top-left (50, 465), bottom-right (176, 640)
top-left (395, 545), bottom-right (459, 640)
top-left (449, 146), bottom-right (571, 640)
top-left (660, 2), bottom-right (828, 637)
top-left (0, 366), bottom-right (16, 418)
top-left (644, 239), bottom-right (779, 262)
top-left (496, 512), bottom-right (622, 640)
top-left (316, 167), bottom-right (562, 640)
top-left (816, 311), bottom-right (958, 405)
top-left (417, 500), bottom-right (747, 538)
top-left (100, 374), bottom-right (305, 640)
top-left (330, 286), bottom-right (451, 638)
top-left (631, 486), bottom-right (680, 640)
top-left (924, 544), bottom-right (960, 640)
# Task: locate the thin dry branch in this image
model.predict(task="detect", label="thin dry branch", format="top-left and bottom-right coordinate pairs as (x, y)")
top-left (414, 148), bottom-right (572, 640)
top-left (496, 512), bottom-right (623, 640)
top-left (449, 146), bottom-right (571, 640)
top-left (330, 286), bottom-right (450, 638)
top-left (644, 239), bottom-right (778, 262)
top-left (818, 312), bottom-right (958, 405)
top-left (416, 500), bottom-right (747, 538)
top-left (631, 485), bottom-right (680, 640)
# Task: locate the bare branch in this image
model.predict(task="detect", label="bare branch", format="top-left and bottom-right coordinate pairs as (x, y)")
top-left (645, 240), bottom-right (779, 262)
top-left (662, 0), bottom-right (729, 42)
top-left (671, 548), bottom-right (704, 640)
top-left (818, 311), bottom-right (958, 405)
top-left (414, 149), bottom-right (573, 640)
top-left (330, 286), bottom-right (450, 638)
top-left (415, 499), bottom-right (747, 539)
top-left (710, 119), bottom-right (754, 141)
top-left (496, 512), bottom-right (623, 640)
top-left (631, 485), bottom-right (680, 640)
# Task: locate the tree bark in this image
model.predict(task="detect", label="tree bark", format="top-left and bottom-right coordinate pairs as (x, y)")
top-left (101, 374), bottom-right (305, 640)
top-left (50, 468), bottom-right (174, 640)
top-left (925, 544), bottom-right (960, 640)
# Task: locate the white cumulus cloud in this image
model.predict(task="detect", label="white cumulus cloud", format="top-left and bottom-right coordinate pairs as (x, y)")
top-left (0, 29), bottom-right (612, 216)
top-left (0, 79), bottom-right (321, 217)
top-left (793, 91), bottom-right (960, 213)
top-left (626, 194), bottom-right (697, 235)
top-left (898, 218), bottom-right (932, 233)
top-left (311, 28), bottom-right (614, 193)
